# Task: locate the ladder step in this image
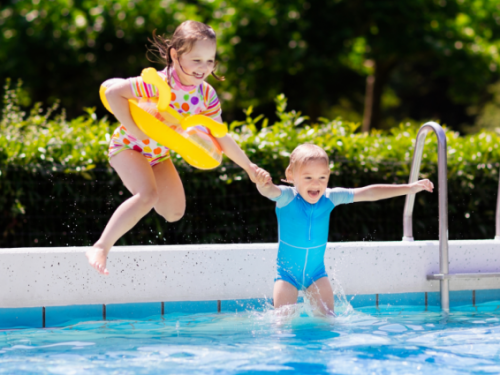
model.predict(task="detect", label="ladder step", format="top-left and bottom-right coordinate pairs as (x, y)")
top-left (427, 272), bottom-right (500, 280)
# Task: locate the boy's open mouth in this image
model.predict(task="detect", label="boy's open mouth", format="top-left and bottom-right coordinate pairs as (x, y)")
top-left (193, 72), bottom-right (204, 79)
top-left (308, 190), bottom-right (320, 198)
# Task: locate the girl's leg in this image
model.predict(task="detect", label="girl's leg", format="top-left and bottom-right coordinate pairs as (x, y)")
top-left (305, 277), bottom-right (334, 316)
top-left (86, 150), bottom-right (160, 275)
top-left (151, 158), bottom-right (186, 222)
top-left (274, 280), bottom-right (299, 314)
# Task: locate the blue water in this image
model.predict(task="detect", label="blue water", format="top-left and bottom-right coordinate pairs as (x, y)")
top-left (2, 302), bottom-right (500, 374)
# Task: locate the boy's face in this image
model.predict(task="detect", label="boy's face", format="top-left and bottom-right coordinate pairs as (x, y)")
top-left (289, 159), bottom-right (330, 204)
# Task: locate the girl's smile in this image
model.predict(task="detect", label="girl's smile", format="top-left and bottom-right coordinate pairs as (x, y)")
top-left (172, 39), bottom-right (216, 86)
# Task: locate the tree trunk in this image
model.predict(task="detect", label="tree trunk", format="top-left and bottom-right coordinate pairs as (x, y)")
top-left (361, 59), bottom-right (397, 132)
top-left (362, 75), bottom-right (375, 132)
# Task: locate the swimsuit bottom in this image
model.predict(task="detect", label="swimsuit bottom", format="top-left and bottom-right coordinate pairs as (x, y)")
top-left (275, 240), bottom-right (328, 290)
top-left (108, 125), bottom-right (170, 167)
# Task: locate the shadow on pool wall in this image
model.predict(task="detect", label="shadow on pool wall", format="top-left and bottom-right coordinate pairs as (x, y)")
top-left (0, 161), bottom-right (496, 248)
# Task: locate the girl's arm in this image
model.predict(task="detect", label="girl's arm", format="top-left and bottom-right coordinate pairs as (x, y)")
top-left (217, 135), bottom-right (258, 181)
top-left (212, 116), bottom-right (258, 182)
top-left (353, 179), bottom-right (434, 202)
top-left (105, 80), bottom-right (149, 140)
top-left (255, 168), bottom-right (281, 199)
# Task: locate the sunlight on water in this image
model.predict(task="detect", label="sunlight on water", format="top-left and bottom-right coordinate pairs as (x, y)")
top-left (2, 298), bottom-right (500, 374)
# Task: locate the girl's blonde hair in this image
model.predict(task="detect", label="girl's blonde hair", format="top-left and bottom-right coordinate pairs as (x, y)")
top-left (284, 144), bottom-right (329, 182)
top-left (147, 21), bottom-right (224, 83)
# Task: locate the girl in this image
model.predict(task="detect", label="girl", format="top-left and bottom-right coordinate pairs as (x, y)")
top-left (254, 143), bottom-right (434, 316)
top-left (86, 21), bottom-right (259, 275)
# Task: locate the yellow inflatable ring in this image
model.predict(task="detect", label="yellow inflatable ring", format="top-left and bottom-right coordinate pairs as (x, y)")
top-left (100, 68), bottom-right (228, 170)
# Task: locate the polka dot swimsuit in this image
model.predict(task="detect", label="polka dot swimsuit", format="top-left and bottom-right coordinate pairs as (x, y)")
top-left (108, 68), bottom-right (222, 166)
top-left (110, 126), bottom-right (170, 166)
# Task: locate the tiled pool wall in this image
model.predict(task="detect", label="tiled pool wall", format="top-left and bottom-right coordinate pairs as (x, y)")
top-left (1, 240), bottom-right (500, 329)
top-left (3, 290), bottom-right (500, 329)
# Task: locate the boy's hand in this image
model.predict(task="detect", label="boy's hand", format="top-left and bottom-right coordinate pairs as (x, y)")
top-left (409, 179), bottom-right (434, 194)
top-left (254, 167), bottom-right (281, 199)
top-left (255, 167), bottom-right (272, 187)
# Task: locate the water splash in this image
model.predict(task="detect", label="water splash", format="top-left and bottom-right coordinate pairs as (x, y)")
top-left (2, 306), bottom-right (500, 374)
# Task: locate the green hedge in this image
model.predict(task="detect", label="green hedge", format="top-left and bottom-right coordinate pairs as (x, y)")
top-left (1, 81), bottom-right (499, 247)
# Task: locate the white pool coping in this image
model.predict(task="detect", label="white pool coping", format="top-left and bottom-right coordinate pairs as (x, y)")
top-left (1, 240), bottom-right (500, 308)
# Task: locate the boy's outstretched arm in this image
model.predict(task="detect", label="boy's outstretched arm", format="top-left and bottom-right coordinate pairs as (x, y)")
top-left (255, 168), bottom-right (281, 199)
top-left (353, 179), bottom-right (434, 202)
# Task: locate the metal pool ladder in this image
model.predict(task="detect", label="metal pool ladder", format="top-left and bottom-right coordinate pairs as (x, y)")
top-left (402, 121), bottom-right (500, 312)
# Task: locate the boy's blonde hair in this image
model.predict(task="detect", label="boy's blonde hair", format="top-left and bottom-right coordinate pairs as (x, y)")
top-left (284, 144), bottom-right (329, 181)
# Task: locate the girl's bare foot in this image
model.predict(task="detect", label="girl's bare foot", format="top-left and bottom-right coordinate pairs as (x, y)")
top-left (86, 245), bottom-right (110, 275)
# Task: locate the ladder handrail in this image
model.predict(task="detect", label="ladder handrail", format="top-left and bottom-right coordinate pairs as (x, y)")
top-left (402, 122), bottom-right (450, 312)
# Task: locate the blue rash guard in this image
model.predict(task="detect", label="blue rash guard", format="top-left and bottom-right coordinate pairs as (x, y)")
top-left (269, 186), bottom-right (354, 290)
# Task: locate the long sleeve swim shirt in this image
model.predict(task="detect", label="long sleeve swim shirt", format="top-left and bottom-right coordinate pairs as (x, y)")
top-left (108, 68), bottom-right (222, 165)
top-left (129, 68), bottom-right (222, 119)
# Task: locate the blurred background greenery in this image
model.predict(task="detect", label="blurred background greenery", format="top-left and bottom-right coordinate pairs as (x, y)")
top-left (3, 0), bottom-right (500, 131)
top-left (2, 0), bottom-right (500, 247)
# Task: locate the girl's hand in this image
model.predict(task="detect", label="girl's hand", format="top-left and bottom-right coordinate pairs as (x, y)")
top-left (255, 167), bottom-right (272, 187)
top-left (409, 179), bottom-right (434, 194)
top-left (246, 163), bottom-right (259, 183)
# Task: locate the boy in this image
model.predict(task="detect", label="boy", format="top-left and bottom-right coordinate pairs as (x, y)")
top-left (254, 143), bottom-right (433, 315)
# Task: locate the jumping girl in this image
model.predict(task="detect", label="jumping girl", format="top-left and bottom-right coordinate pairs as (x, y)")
top-left (86, 21), bottom-right (259, 275)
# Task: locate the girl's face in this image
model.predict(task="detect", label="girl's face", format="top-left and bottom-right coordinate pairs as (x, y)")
top-left (288, 159), bottom-right (330, 204)
top-left (172, 39), bottom-right (216, 86)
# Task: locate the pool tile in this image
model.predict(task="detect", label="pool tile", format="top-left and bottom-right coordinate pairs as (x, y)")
top-left (427, 292), bottom-right (441, 306)
top-left (475, 289), bottom-right (500, 305)
top-left (45, 305), bottom-right (103, 327)
top-left (105, 302), bottom-right (161, 320)
top-left (427, 291), bottom-right (473, 308)
top-left (5, 288), bottom-right (500, 329)
top-left (221, 298), bottom-right (272, 313)
top-left (0, 307), bottom-right (43, 329)
top-left (164, 301), bottom-right (217, 314)
top-left (347, 294), bottom-right (376, 308)
top-left (378, 292), bottom-right (425, 307)
top-left (450, 290), bottom-right (472, 307)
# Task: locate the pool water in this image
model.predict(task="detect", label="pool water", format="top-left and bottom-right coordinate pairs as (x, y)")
top-left (2, 301), bottom-right (500, 374)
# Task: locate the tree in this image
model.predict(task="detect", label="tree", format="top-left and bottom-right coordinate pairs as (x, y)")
top-left (2, 0), bottom-right (500, 130)
top-left (0, 0), bottom-right (218, 117)
top-left (338, 0), bottom-right (500, 131)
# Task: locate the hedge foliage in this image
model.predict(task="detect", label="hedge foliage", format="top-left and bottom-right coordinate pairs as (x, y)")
top-left (1, 80), bottom-right (499, 248)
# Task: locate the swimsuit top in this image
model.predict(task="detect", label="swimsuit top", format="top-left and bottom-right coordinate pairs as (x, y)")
top-left (270, 186), bottom-right (354, 249)
top-left (128, 68), bottom-right (222, 120)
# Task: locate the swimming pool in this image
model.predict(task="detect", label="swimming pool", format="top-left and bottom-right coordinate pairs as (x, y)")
top-left (2, 241), bottom-right (500, 373)
top-left (2, 299), bottom-right (500, 374)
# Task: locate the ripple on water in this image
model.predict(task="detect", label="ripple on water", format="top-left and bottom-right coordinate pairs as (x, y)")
top-left (2, 302), bottom-right (500, 374)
